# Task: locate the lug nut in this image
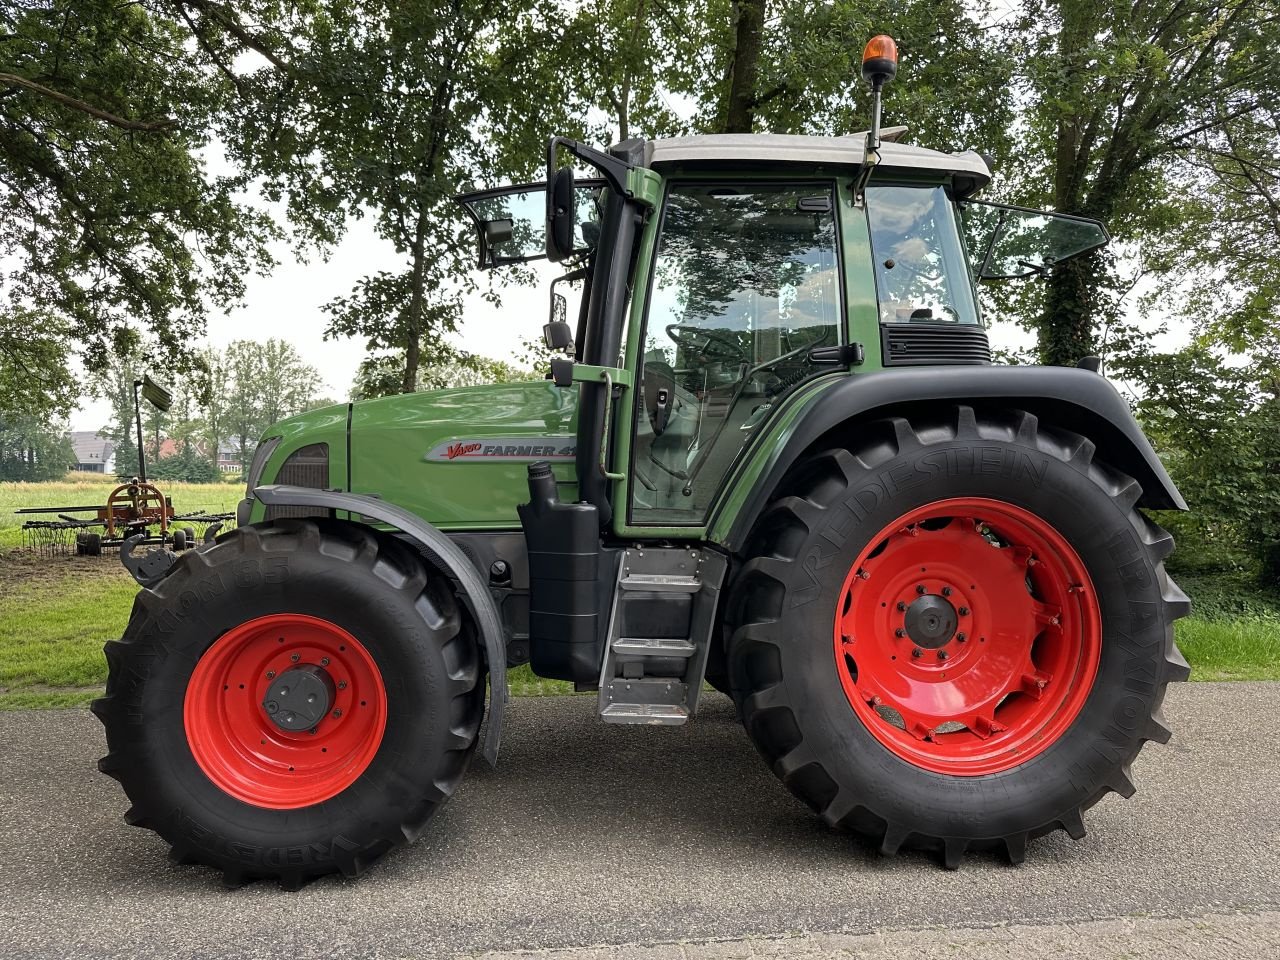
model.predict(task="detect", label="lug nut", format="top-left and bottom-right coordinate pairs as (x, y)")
top-left (896, 601), bottom-right (907, 612)
top-left (332, 709), bottom-right (342, 719)
top-left (338, 681), bottom-right (347, 690)
top-left (320, 657), bottom-right (330, 667)
top-left (958, 607), bottom-right (970, 616)
top-left (265, 670), bottom-right (275, 680)
top-left (957, 632), bottom-right (967, 642)
top-left (942, 586), bottom-right (952, 597)
top-left (916, 584), bottom-right (927, 595)
top-left (895, 628), bottom-right (906, 638)
top-left (938, 650), bottom-right (949, 661)
top-left (911, 647), bottom-right (923, 659)
top-left (290, 653), bottom-right (300, 662)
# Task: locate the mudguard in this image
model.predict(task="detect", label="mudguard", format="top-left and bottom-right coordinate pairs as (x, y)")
top-left (713, 365), bottom-right (1186, 554)
top-left (254, 485), bottom-right (506, 766)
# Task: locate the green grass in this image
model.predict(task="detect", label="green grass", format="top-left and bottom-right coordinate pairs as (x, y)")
top-left (1, 520), bottom-right (1276, 709)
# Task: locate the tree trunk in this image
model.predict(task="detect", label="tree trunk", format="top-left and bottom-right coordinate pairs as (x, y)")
top-left (1040, 0), bottom-right (1098, 366)
top-left (401, 210), bottom-right (429, 393)
top-left (721, 0), bottom-right (765, 133)
top-left (1039, 255), bottom-right (1101, 366)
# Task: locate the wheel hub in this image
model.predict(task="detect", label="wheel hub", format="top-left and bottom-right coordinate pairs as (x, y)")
top-left (184, 613), bottom-right (387, 809)
top-left (833, 498), bottom-right (1101, 776)
top-left (903, 594), bottom-right (957, 649)
top-left (262, 664), bottom-right (335, 732)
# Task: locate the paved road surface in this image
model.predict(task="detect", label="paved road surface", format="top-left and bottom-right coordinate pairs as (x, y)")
top-left (0, 683), bottom-right (1277, 959)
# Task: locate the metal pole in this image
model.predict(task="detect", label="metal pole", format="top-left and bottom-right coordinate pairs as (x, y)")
top-left (133, 378), bottom-right (147, 483)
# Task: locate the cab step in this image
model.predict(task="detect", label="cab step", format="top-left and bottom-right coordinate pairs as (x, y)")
top-left (613, 637), bottom-right (696, 657)
top-left (619, 573), bottom-right (701, 593)
top-left (596, 547), bottom-right (728, 727)
top-left (601, 703), bottom-right (690, 725)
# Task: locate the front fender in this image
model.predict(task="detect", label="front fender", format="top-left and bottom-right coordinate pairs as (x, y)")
top-left (710, 365), bottom-right (1185, 553)
top-left (254, 485), bottom-right (506, 766)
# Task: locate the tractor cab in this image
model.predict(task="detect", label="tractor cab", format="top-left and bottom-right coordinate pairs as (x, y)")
top-left (455, 132), bottom-right (1109, 531)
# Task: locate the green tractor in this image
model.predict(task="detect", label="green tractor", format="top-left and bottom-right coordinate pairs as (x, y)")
top-left (95, 38), bottom-right (1189, 888)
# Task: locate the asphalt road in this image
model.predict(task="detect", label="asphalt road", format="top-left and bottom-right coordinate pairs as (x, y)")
top-left (0, 683), bottom-right (1277, 959)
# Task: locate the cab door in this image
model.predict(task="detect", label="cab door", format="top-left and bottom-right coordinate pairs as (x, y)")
top-left (626, 180), bottom-right (847, 526)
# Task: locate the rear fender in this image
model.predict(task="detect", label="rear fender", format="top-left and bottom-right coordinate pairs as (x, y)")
top-left (254, 485), bottom-right (506, 766)
top-left (710, 366), bottom-right (1185, 554)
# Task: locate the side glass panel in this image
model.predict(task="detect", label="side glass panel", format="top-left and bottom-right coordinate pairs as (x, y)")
top-left (959, 201), bottom-right (1110, 280)
top-left (455, 180), bottom-right (603, 267)
top-left (631, 182), bottom-right (842, 525)
top-left (866, 185), bottom-right (980, 325)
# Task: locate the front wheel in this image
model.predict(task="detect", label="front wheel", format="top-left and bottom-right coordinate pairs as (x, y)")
top-left (93, 519), bottom-right (485, 888)
top-left (727, 407), bottom-right (1190, 867)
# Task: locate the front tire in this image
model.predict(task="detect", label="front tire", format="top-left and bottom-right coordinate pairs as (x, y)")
top-left (93, 519), bottom-right (485, 888)
top-left (727, 407), bottom-right (1190, 867)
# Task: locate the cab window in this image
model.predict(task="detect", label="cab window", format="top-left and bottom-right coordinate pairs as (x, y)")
top-left (866, 184), bottom-right (980, 325)
top-left (631, 181), bottom-right (842, 524)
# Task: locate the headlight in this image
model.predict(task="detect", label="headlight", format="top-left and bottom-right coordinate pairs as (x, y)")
top-left (244, 436), bottom-right (282, 496)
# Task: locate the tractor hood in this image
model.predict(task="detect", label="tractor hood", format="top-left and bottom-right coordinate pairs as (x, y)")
top-left (348, 378), bottom-right (579, 529)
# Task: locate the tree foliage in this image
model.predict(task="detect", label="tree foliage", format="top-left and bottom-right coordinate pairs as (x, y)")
top-left (1001, 0), bottom-right (1280, 365)
top-left (221, 0), bottom-right (583, 395)
top-left (351, 348), bottom-right (536, 400)
top-left (0, 1), bottom-right (280, 368)
top-left (0, 413), bottom-right (73, 481)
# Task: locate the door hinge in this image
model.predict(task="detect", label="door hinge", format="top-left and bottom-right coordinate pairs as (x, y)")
top-left (809, 343), bottom-right (865, 366)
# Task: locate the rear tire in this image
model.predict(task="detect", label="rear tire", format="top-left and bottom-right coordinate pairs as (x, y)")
top-left (727, 406), bottom-right (1190, 867)
top-left (93, 519), bottom-right (485, 888)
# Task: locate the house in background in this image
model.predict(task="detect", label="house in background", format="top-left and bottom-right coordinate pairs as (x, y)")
top-left (217, 441), bottom-right (245, 472)
top-left (70, 432), bottom-right (115, 473)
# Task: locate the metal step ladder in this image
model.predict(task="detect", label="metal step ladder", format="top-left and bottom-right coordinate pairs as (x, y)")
top-left (597, 547), bottom-right (727, 725)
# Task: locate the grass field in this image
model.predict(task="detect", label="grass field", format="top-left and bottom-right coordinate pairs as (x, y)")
top-left (1, 480), bottom-right (1276, 709)
top-left (0, 475), bottom-right (244, 548)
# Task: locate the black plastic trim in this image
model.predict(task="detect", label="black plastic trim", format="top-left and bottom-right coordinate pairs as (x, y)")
top-left (254, 485), bottom-right (507, 766)
top-left (713, 365), bottom-right (1186, 553)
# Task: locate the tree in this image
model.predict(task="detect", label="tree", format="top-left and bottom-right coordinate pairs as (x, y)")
top-left (0, 414), bottom-right (73, 481)
top-left (226, 1), bottom-right (583, 395)
top-left (1115, 343), bottom-right (1280, 583)
top-left (0, 307), bottom-right (77, 419)
top-left (221, 338), bottom-right (324, 469)
top-left (1, 1), bottom-right (281, 368)
top-left (1004, 0), bottom-right (1280, 365)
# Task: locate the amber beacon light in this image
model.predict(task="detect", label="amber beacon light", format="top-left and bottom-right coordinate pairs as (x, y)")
top-left (861, 34), bottom-right (899, 90)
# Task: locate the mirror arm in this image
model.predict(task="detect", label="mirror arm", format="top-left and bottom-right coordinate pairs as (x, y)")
top-left (546, 137), bottom-right (633, 198)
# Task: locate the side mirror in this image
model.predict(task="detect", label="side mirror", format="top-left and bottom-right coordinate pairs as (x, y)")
top-left (543, 320), bottom-right (573, 353)
top-left (544, 290), bottom-right (573, 353)
top-left (546, 167), bottom-right (576, 263)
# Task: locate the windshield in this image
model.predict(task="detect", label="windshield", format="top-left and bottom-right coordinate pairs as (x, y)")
top-left (959, 201), bottom-right (1110, 280)
top-left (866, 184), bottom-right (981, 326)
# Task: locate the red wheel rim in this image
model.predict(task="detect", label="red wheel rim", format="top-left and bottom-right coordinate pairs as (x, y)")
top-left (833, 498), bottom-right (1100, 776)
top-left (184, 614), bottom-right (388, 808)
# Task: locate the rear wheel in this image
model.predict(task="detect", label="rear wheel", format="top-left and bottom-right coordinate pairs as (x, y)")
top-left (727, 407), bottom-right (1190, 867)
top-left (93, 519), bottom-right (485, 888)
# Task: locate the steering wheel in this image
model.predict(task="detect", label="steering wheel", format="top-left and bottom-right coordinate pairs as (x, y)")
top-left (665, 324), bottom-right (745, 364)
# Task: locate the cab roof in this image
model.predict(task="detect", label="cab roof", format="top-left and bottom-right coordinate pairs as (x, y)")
top-left (642, 129), bottom-right (991, 195)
